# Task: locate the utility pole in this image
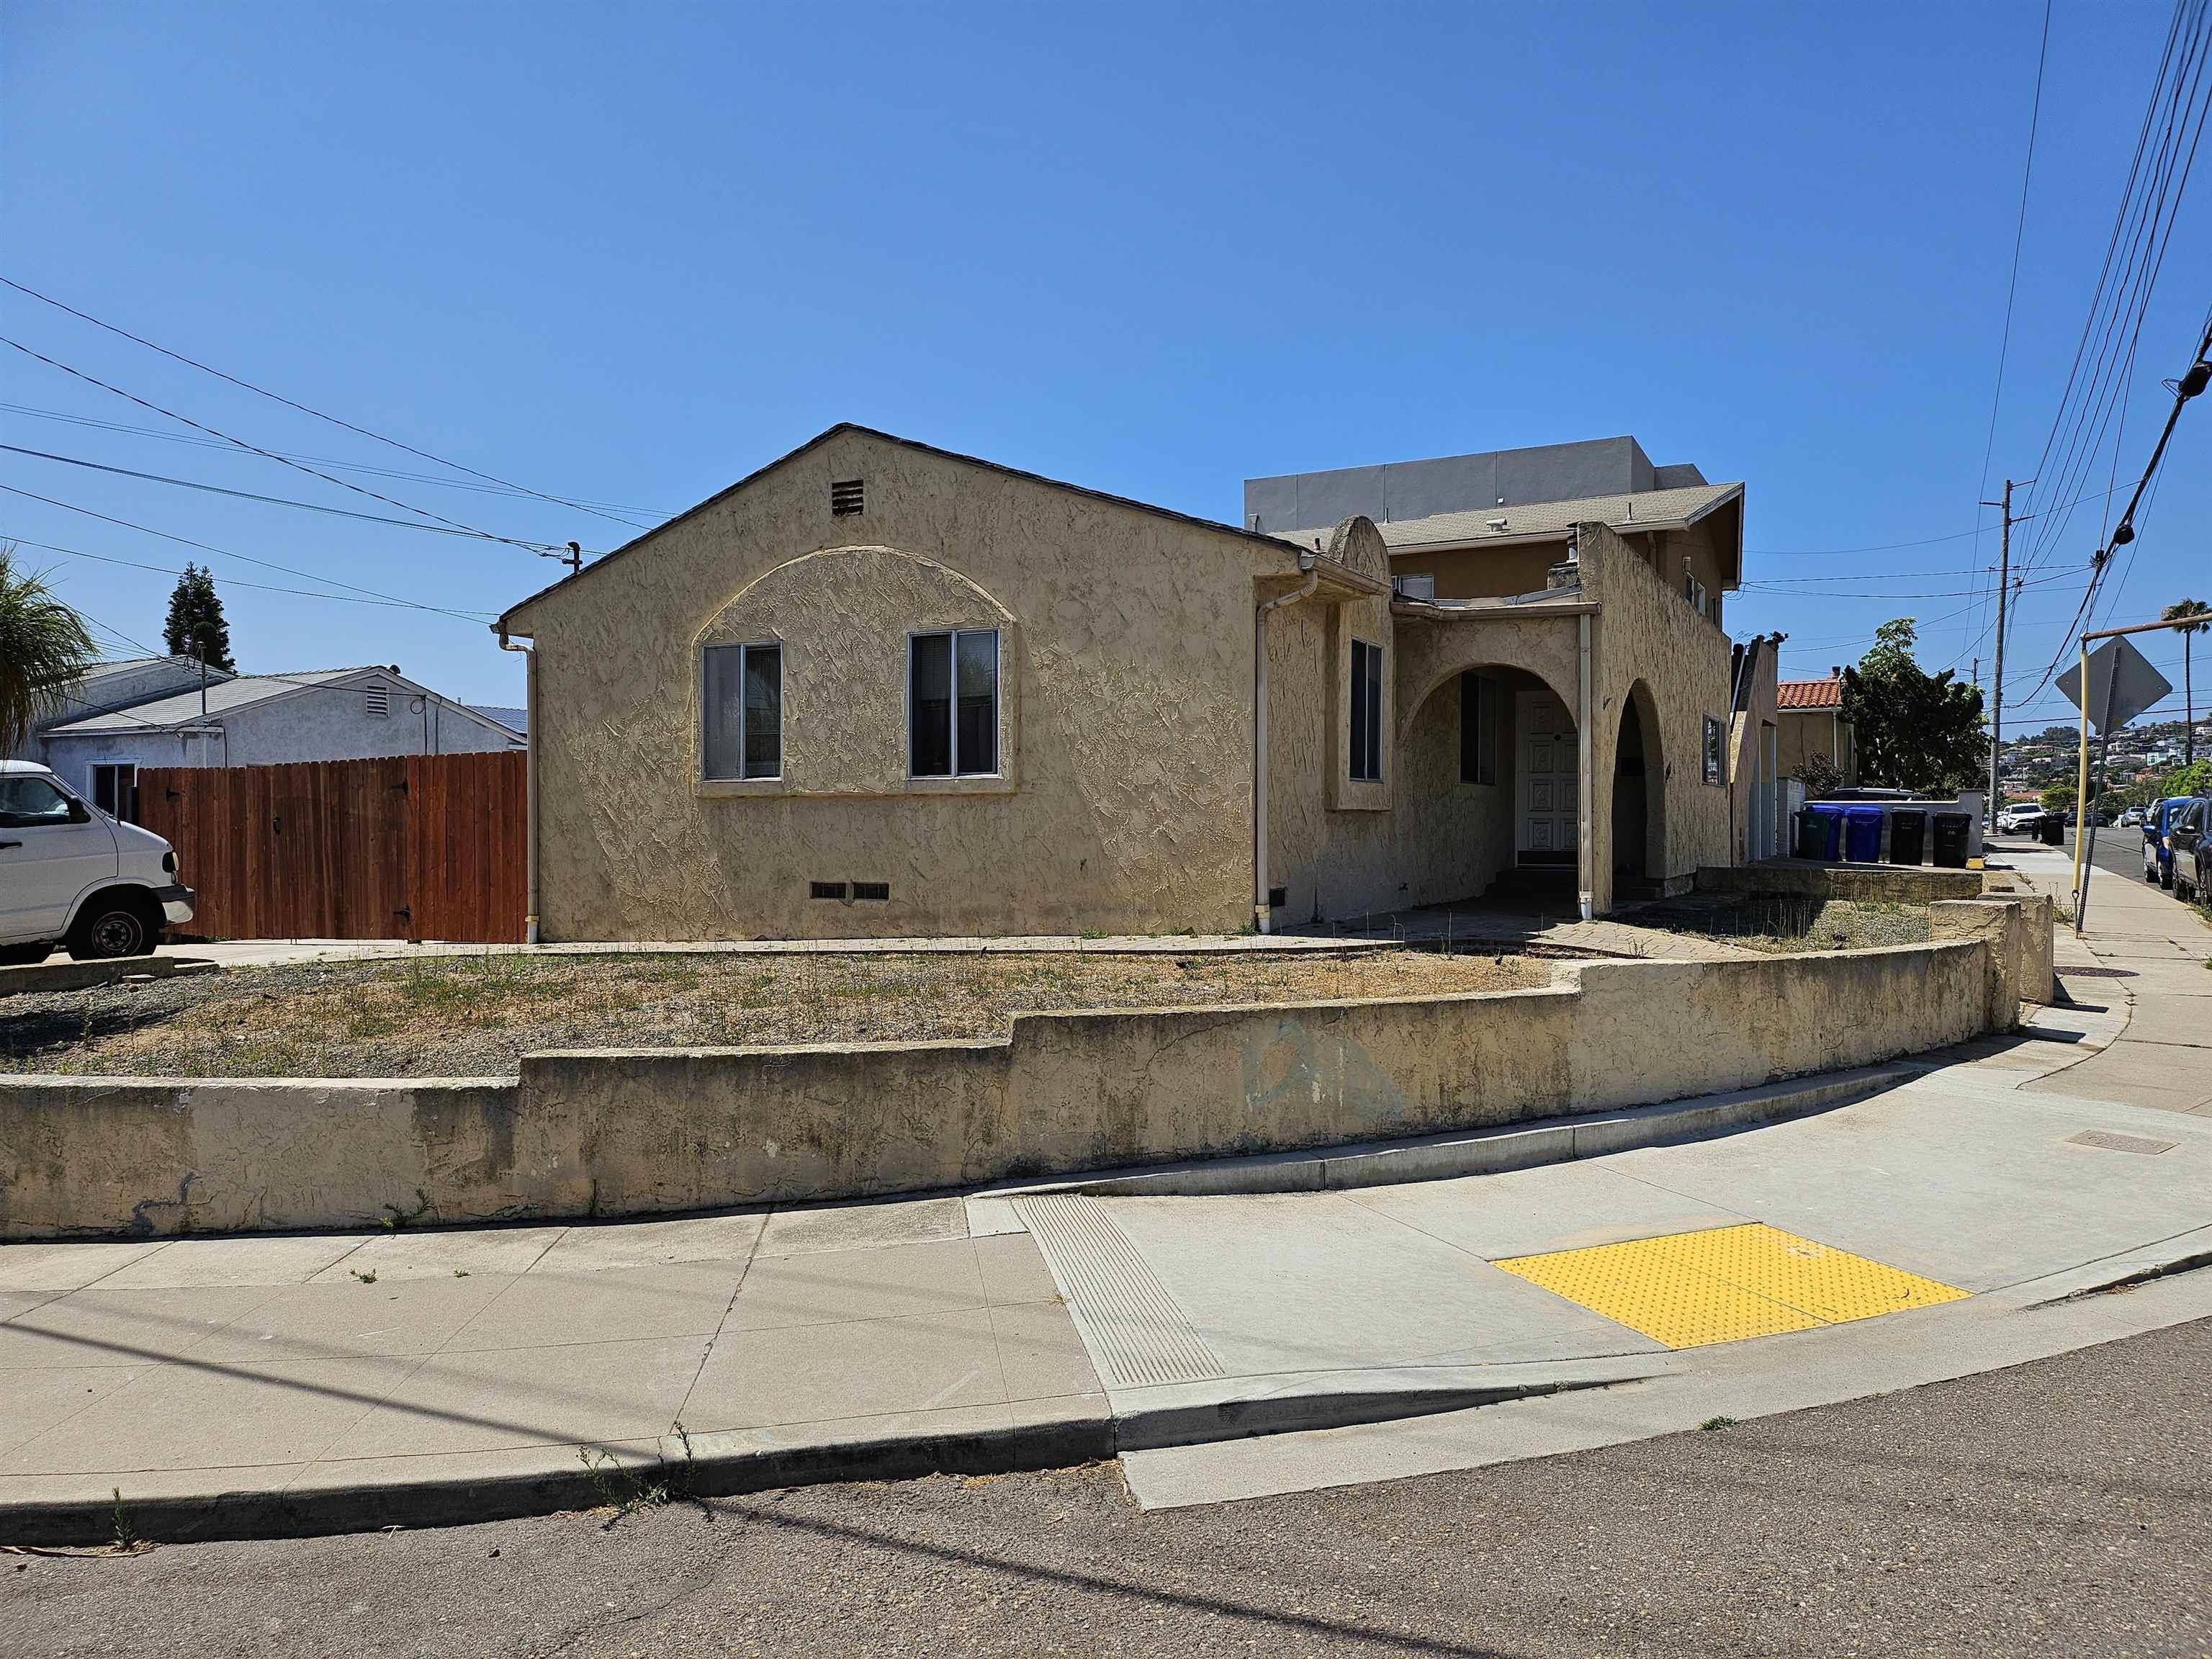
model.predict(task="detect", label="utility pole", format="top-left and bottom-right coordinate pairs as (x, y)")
top-left (1980, 477), bottom-right (2028, 817)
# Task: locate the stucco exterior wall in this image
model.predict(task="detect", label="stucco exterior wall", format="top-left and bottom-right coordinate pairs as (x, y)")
top-left (1777, 706), bottom-right (1858, 785)
top-left (508, 431), bottom-right (1278, 939)
top-left (1581, 522), bottom-right (1737, 911)
top-left (0, 935), bottom-right (2002, 1238)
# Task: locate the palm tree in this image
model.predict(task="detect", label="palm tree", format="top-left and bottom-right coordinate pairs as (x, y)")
top-left (2164, 598), bottom-right (2212, 765)
top-left (0, 545), bottom-right (97, 755)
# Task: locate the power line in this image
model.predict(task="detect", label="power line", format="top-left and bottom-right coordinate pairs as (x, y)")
top-left (0, 274), bottom-right (654, 533)
top-left (4, 531), bottom-right (495, 617)
top-left (0, 333), bottom-right (584, 554)
top-left (0, 400), bottom-right (667, 518)
top-left (0, 442), bottom-right (608, 544)
top-left (1966, 0), bottom-right (2054, 661)
top-left (1744, 480), bottom-right (2126, 557)
top-left (0, 480), bottom-right (497, 625)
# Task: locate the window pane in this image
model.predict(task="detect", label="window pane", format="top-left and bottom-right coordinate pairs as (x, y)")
top-left (955, 630), bottom-right (998, 775)
top-left (0, 777), bottom-right (72, 823)
top-left (702, 645), bottom-right (745, 780)
top-left (910, 633), bottom-right (953, 777)
top-left (742, 645), bottom-right (782, 778)
top-left (1349, 645), bottom-right (1367, 781)
top-left (1365, 644), bottom-right (1383, 781)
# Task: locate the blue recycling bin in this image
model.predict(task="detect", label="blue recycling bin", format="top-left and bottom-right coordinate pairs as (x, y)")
top-left (1797, 804), bottom-right (1843, 861)
top-left (1842, 805), bottom-right (1885, 863)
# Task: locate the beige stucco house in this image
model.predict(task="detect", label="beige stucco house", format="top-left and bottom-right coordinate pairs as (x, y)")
top-left (1776, 671), bottom-right (1858, 786)
top-left (496, 425), bottom-right (1781, 940)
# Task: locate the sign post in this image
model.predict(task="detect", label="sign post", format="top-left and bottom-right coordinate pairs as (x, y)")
top-left (2059, 630), bottom-right (2175, 936)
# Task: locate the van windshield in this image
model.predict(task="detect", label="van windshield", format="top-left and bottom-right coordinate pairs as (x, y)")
top-left (0, 775), bottom-right (76, 826)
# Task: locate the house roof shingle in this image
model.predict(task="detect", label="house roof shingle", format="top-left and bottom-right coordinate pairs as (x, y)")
top-left (45, 668), bottom-right (374, 733)
top-left (1361, 482), bottom-right (1743, 552)
top-left (1777, 675), bottom-right (1845, 711)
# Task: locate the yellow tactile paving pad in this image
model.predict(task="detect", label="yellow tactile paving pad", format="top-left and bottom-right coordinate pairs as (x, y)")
top-left (1495, 1223), bottom-right (1968, 1349)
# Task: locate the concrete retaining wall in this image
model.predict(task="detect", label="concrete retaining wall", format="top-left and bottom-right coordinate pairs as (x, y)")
top-left (0, 939), bottom-right (2002, 1239)
top-left (1696, 863), bottom-right (1985, 902)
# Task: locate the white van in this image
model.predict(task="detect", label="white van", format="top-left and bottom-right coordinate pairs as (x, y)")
top-left (0, 760), bottom-right (194, 963)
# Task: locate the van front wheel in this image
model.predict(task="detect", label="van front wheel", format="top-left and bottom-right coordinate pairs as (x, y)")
top-left (66, 894), bottom-right (157, 961)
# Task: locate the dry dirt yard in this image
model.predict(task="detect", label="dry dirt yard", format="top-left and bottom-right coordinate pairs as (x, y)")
top-left (1622, 895), bottom-right (1932, 954)
top-left (0, 948), bottom-right (1550, 1079)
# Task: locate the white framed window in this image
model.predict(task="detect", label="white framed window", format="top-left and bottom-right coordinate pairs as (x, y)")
top-left (1349, 639), bottom-right (1383, 783)
top-left (1703, 715), bottom-right (1725, 785)
top-left (1459, 672), bottom-right (1498, 786)
top-left (90, 763), bottom-right (138, 822)
top-left (909, 628), bottom-right (999, 778)
top-left (1393, 572), bottom-right (1436, 602)
top-left (703, 642), bottom-right (783, 781)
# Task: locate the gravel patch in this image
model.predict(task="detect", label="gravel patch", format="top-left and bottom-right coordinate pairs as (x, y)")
top-left (0, 948), bottom-right (1550, 1080)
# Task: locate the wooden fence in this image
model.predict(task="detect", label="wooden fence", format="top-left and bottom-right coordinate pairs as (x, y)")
top-left (138, 752), bottom-right (527, 943)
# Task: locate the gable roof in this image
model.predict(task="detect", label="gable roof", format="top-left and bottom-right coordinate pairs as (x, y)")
top-left (1777, 675), bottom-right (1845, 711)
top-left (45, 667), bottom-right (382, 734)
top-left (496, 423), bottom-right (1323, 632)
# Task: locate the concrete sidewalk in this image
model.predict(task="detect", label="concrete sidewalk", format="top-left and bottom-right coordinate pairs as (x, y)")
top-left (1, 848), bottom-right (2206, 1539)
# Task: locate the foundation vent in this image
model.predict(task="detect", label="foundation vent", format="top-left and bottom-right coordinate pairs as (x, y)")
top-left (810, 881), bottom-right (847, 901)
top-left (1268, 886), bottom-right (1287, 908)
top-left (830, 478), bottom-right (865, 517)
top-left (851, 881), bottom-right (890, 902)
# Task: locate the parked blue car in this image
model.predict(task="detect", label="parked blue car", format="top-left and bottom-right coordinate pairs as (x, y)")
top-left (2142, 796), bottom-right (2198, 888)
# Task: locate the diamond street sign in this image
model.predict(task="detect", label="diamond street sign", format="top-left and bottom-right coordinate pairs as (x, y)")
top-left (2057, 634), bottom-right (2172, 734)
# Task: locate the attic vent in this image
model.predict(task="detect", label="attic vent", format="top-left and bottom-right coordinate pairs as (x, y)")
top-left (851, 881), bottom-right (890, 902)
top-left (830, 478), bottom-right (865, 517)
top-left (364, 686), bottom-right (390, 719)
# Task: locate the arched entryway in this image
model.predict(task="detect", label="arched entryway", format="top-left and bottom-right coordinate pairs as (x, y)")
top-left (1612, 681), bottom-right (1665, 894)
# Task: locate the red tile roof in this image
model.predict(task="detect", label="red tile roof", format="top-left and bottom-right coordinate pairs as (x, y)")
top-left (1778, 676), bottom-right (1844, 711)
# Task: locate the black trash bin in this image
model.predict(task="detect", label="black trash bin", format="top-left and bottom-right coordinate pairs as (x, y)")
top-left (2038, 812), bottom-right (2064, 846)
top-left (1932, 811), bottom-right (1972, 868)
top-left (1888, 809), bottom-right (1927, 866)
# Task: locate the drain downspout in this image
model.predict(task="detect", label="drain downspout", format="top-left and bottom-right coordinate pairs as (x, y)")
top-left (498, 625), bottom-right (541, 945)
top-left (1577, 611), bottom-right (1594, 920)
top-left (1254, 554), bottom-right (1319, 934)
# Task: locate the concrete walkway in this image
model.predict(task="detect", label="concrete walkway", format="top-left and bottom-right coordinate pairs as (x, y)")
top-left (1, 849), bottom-right (2206, 1538)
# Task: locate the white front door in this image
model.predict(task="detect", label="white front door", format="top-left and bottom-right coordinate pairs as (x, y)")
top-left (1515, 689), bottom-right (1578, 866)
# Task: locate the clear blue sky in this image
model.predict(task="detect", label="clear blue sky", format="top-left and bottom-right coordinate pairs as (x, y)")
top-left (4, 1), bottom-right (2208, 727)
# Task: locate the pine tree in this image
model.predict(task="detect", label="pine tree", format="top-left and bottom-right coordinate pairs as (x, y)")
top-left (162, 564), bottom-right (235, 673)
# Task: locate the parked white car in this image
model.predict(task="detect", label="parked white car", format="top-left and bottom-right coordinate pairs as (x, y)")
top-left (1995, 803), bottom-right (2047, 835)
top-left (0, 760), bottom-right (194, 963)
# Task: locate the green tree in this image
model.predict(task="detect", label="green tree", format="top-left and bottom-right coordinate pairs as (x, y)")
top-left (0, 544), bottom-right (98, 754)
top-left (2039, 781), bottom-right (2074, 813)
top-left (2162, 598), bottom-right (2211, 765)
top-left (1791, 754), bottom-right (1844, 799)
top-left (162, 563), bottom-right (234, 673)
top-left (1841, 619), bottom-right (1989, 791)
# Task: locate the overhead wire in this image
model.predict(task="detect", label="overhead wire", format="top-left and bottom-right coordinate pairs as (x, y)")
top-left (0, 274), bottom-right (654, 532)
top-left (0, 400), bottom-right (667, 518)
top-left (0, 480), bottom-right (498, 625)
top-left (0, 442), bottom-right (607, 544)
top-left (0, 333), bottom-right (588, 554)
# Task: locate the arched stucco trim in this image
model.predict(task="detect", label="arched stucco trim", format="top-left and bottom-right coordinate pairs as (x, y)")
top-left (695, 544), bottom-right (1015, 647)
top-left (1398, 657), bottom-right (1579, 743)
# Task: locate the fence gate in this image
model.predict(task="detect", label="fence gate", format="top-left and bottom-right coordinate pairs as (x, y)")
top-left (138, 752), bottom-right (526, 943)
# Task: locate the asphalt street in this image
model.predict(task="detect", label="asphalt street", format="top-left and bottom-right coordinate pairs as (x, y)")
top-left (4, 1312), bottom-right (2206, 1659)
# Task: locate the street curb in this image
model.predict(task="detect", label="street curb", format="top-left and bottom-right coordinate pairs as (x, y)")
top-left (1048, 1064), bottom-right (1922, 1200)
top-left (0, 1372), bottom-right (1657, 1547)
top-left (1, 1412), bottom-right (1123, 1549)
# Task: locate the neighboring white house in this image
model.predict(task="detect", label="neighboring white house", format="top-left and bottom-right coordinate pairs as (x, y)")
top-left (18, 660), bottom-right (523, 822)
